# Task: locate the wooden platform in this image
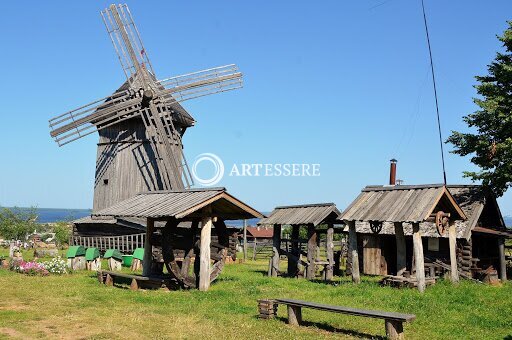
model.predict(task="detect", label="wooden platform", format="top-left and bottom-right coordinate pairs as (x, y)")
top-left (380, 275), bottom-right (436, 288)
top-left (97, 270), bottom-right (180, 290)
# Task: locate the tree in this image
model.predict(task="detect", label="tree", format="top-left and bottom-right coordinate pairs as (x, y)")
top-left (0, 207), bottom-right (38, 241)
top-left (447, 21), bottom-right (512, 197)
top-left (53, 222), bottom-right (72, 246)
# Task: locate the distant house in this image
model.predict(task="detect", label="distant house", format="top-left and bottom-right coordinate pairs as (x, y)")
top-left (245, 226), bottom-right (273, 241)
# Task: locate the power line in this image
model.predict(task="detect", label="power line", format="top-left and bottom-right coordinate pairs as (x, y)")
top-left (421, 0), bottom-right (447, 185)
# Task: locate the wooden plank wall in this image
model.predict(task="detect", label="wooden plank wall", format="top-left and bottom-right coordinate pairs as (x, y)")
top-left (71, 233), bottom-right (146, 254)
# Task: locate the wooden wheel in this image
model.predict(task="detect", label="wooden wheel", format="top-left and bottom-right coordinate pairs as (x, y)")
top-left (160, 219), bottom-right (229, 289)
top-left (435, 211), bottom-right (449, 236)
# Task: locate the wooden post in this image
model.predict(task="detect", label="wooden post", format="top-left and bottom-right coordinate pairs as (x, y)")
top-left (412, 223), bottom-right (425, 293)
top-left (326, 223), bottom-right (334, 280)
top-left (385, 319), bottom-right (404, 340)
top-left (243, 219), bottom-right (247, 261)
top-left (394, 222), bottom-right (406, 276)
top-left (142, 218), bottom-right (154, 277)
top-left (252, 238), bottom-right (257, 261)
top-left (498, 237), bottom-right (507, 282)
top-left (288, 225), bottom-right (300, 276)
top-left (306, 224), bottom-right (317, 279)
top-left (199, 207), bottom-right (213, 291)
top-left (448, 224), bottom-right (459, 283)
top-left (287, 305), bottom-right (302, 326)
top-left (271, 224), bottom-right (281, 277)
top-left (347, 221), bottom-right (360, 284)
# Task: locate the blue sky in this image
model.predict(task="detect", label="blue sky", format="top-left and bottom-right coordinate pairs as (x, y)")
top-left (0, 1), bottom-right (511, 215)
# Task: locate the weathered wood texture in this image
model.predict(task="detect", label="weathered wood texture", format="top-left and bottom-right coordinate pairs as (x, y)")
top-left (288, 225), bottom-right (300, 276)
top-left (347, 221), bottom-right (361, 283)
top-left (362, 235), bottom-right (387, 275)
top-left (326, 225), bottom-right (334, 280)
top-left (142, 218), bottom-right (154, 276)
top-left (93, 120), bottom-right (167, 212)
top-left (448, 224), bottom-right (459, 283)
top-left (199, 212), bottom-right (213, 291)
top-left (498, 237), bottom-right (507, 282)
top-left (412, 223), bottom-right (425, 293)
top-left (394, 222), bottom-right (406, 276)
top-left (271, 224), bottom-right (281, 277)
top-left (306, 224), bottom-right (316, 279)
top-left (270, 299), bottom-right (415, 340)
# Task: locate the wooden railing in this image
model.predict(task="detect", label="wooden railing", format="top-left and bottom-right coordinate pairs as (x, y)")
top-left (70, 233), bottom-right (145, 254)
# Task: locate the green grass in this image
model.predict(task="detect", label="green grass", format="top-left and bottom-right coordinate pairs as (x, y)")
top-left (0, 250), bottom-right (511, 339)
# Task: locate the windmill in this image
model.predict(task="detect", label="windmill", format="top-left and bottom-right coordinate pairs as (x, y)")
top-left (49, 4), bottom-right (242, 212)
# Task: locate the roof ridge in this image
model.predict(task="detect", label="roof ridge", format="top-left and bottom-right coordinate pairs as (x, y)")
top-left (137, 187), bottom-right (226, 195)
top-left (275, 203), bottom-right (336, 209)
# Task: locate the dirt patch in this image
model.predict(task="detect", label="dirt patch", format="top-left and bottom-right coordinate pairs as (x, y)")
top-left (0, 327), bottom-right (23, 338)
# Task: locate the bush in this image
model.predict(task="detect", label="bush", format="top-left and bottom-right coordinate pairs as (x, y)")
top-left (41, 256), bottom-right (67, 274)
top-left (10, 259), bottom-right (49, 276)
top-left (52, 222), bottom-right (71, 246)
top-left (0, 207), bottom-right (38, 241)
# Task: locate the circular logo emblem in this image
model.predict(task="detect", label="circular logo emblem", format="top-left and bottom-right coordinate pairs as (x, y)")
top-left (192, 153), bottom-right (224, 186)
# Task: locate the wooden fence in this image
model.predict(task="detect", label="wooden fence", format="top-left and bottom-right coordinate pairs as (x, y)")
top-left (70, 233), bottom-right (145, 254)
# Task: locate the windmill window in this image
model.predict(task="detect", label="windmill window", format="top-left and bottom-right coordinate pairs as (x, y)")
top-left (103, 179), bottom-right (109, 185)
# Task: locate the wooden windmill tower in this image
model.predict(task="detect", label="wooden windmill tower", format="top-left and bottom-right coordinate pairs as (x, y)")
top-left (49, 4), bottom-right (242, 213)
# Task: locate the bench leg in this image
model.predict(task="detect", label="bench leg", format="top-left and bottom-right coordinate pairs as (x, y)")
top-left (105, 274), bottom-right (113, 287)
top-left (130, 278), bottom-right (139, 291)
top-left (385, 320), bottom-right (404, 340)
top-left (287, 306), bottom-right (302, 326)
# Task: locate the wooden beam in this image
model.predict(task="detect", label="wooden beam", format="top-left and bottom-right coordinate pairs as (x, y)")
top-left (412, 223), bottom-right (425, 293)
top-left (271, 224), bottom-right (281, 277)
top-left (448, 224), bottom-right (459, 283)
top-left (199, 207), bottom-right (213, 291)
top-left (394, 222), bottom-right (406, 276)
top-left (287, 305), bottom-right (302, 326)
top-left (288, 225), bottom-right (300, 276)
top-left (499, 237), bottom-right (507, 282)
top-left (347, 221), bottom-right (360, 284)
top-left (142, 218), bottom-right (154, 277)
top-left (243, 219), bottom-right (248, 261)
top-left (326, 223), bottom-right (334, 281)
top-left (306, 224), bottom-right (317, 279)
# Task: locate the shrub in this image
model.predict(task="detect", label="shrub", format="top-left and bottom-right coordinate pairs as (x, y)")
top-left (42, 256), bottom-right (67, 274)
top-left (10, 259), bottom-right (49, 276)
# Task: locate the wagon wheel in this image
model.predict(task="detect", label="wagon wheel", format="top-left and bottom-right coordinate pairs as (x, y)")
top-left (369, 221), bottom-right (383, 234)
top-left (435, 211), bottom-right (449, 236)
top-left (161, 220), bottom-right (229, 289)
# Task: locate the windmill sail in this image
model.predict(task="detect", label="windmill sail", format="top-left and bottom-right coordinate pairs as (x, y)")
top-left (49, 3), bottom-right (243, 191)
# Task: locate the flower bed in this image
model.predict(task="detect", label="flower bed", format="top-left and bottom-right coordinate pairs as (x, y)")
top-left (9, 256), bottom-right (67, 276)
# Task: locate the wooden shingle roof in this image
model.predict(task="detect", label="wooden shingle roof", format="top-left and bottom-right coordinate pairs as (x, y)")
top-left (92, 188), bottom-right (263, 221)
top-left (341, 184), bottom-right (466, 223)
top-left (259, 203), bottom-right (342, 226)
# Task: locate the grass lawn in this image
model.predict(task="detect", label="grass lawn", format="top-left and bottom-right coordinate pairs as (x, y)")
top-left (0, 250), bottom-right (511, 339)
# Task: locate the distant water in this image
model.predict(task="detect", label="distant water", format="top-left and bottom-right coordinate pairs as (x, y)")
top-left (2, 207), bottom-right (92, 224)
top-left (3, 207), bottom-right (264, 227)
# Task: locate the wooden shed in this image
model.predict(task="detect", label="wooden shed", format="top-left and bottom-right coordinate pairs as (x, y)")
top-left (93, 187), bottom-right (263, 291)
top-left (341, 184), bottom-right (510, 291)
top-left (258, 203), bottom-right (343, 281)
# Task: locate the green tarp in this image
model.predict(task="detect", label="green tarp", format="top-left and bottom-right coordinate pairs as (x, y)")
top-left (85, 248), bottom-right (100, 261)
top-left (132, 248), bottom-right (145, 261)
top-left (104, 249), bottom-right (123, 261)
top-left (66, 246), bottom-right (86, 258)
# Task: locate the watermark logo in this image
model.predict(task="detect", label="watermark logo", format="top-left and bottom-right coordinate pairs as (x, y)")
top-left (191, 153), bottom-right (320, 187)
top-left (192, 153), bottom-right (225, 186)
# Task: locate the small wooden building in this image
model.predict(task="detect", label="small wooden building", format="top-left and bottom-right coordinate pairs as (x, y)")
top-left (259, 203), bottom-right (343, 280)
top-left (93, 187), bottom-right (263, 291)
top-left (341, 184), bottom-right (510, 290)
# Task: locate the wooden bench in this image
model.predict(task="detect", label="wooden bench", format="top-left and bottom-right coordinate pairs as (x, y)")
top-left (97, 270), bottom-right (177, 290)
top-left (258, 299), bottom-right (415, 340)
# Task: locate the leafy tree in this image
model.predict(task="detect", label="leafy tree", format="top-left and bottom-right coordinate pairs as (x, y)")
top-left (53, 222), bottom-right (72, 246)
top-left (447, 22), bottom-right (512, 197)
top-left (0, 207), bottom-right (38, 241)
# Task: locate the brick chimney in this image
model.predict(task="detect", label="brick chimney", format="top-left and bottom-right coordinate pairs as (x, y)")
top-left (389, 159), bottom-right (397, 185)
